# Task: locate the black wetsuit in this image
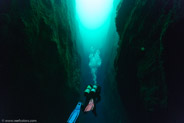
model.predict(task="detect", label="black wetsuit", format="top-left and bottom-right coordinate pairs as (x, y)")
top-left (83, 85), bottom-right (101, 116)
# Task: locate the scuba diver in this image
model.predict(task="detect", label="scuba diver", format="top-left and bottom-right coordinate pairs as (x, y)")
top-left (83, 84), bottom-right (101, 116)
top-left (67, 84), bottom-right (101, 123)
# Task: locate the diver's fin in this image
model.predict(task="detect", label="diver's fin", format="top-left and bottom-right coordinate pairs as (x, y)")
top-left (67, 102), bottom-right (82, 123)
top-left (84, 99), bottom-right (94, 112)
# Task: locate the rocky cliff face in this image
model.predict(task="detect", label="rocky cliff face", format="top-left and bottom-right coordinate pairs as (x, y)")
top-left (1, 0), bottom-right (184, 122)
top-left (115, 0), bottom-right (184, 122)
top-left (0, 0), bottom-right (80, 122)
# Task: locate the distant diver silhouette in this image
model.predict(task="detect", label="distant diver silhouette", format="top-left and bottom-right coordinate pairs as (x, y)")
top-left (67, 102), bottom-right (82, 123)
top-left (83, 84), bottom-right (101, 116)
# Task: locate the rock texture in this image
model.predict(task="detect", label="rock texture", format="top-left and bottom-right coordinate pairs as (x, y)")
top-left (115, 0), bottom-right (184, 122)
top-left (1, 0), bottom-right (184, 122)
top-left (0, 0), bottom-right (80, 122)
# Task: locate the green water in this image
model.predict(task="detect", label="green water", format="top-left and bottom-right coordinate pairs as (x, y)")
top-left (73, 0), bottom-right (123, 122)
top-left (75, 0), bottom-right (114, 53)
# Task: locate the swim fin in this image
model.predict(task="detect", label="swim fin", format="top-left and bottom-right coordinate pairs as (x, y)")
top-left (67, 102), bottom-right (82, 123)
top-left (84, 99), bottom-right (94, 112)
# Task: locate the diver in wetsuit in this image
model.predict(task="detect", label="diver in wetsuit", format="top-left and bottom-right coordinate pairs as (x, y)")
top-left (83, 84), bottom-right (101, 116)
top-left (67, 84), bottom-right (101, 123)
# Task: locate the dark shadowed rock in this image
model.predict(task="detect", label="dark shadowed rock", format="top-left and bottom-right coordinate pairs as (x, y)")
top-left (115, 0), bottom-right (184, 122)
top-left (0, 0), bottom-right (80, 122)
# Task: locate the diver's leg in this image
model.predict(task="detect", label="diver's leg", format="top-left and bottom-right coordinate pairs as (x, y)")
top-left (92, 103), bottom-right (97, 116)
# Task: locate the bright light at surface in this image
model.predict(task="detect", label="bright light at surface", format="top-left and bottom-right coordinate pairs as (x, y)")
top-left (76, 0), bottom-right (113, 29)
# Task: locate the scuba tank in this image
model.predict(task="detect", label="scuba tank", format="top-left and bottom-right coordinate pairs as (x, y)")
top-left (91, 85), bottom-right (97, 94)
top-left (84, 85), bottom-right (92, 96)
top-left (84, 84), bottom-right (101, 96)
top-left (91, 85), bottom-right (101, 94)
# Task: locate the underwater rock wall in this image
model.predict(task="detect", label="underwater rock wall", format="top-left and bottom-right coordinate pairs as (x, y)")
top-left (0, 0), bottom-right (80, 122)
top-left (115, 0), bottom-right (184, 122)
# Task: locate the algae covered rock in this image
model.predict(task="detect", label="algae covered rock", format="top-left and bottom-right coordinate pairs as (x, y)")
top-left (115, 0), bottom-right (184, 122)
top-left (0, 0), bottom-right (80, 122)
